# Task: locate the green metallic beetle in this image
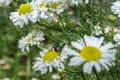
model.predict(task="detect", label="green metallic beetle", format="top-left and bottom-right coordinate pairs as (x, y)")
top-left (51, 41), bottom-right (65, 53)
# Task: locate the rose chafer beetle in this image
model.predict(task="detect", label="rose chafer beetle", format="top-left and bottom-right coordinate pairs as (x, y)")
top-left (51, 41), bottom-right (65, 53)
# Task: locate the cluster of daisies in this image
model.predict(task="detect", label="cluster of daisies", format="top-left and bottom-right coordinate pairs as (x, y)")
top-left (18, 30), bottom-right (117, 74)
top-left (92, 23), bottom-right (120, 47)
top-left (111, 1), bottom-right (120, 47)
top-left (9, 0), bottom-right (89, 28)
top-left (32, 35), bottom-right (116, 74)
top-left (14, 0), bottom-right (120, 76)
top-left (92, 24), bottom-right (111, 36)
top-left (0, 0), bottom-right (12, 6)
top-left (16, 27), bottom-right (117, 75)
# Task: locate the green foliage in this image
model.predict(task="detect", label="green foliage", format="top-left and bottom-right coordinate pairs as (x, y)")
top-left (0, 0), bottom-right (120, 80)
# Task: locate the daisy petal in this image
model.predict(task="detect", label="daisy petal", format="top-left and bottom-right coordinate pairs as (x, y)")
top-left (69, 57), bottom-right (85, 66)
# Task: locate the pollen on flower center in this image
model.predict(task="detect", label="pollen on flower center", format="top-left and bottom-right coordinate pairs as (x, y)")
top-left (26, 36), bottom-right (35, 42)
top-left (18, 4), bottom-right (33, 15)
top-left (49, 2), bottom-right (62, 9)
top-left (43, 50), bottom-right (59, 62)
top-left (40, 2), bottom-right (46, 8)
top-left (80, 46), bottom-right (101, 62)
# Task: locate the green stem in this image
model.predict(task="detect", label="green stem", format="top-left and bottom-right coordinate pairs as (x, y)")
top-left (94, 69), bottom-right (100, 80)
top-left (36, 21), bottom-right (63, 32)
top-left (26, 54), bottom-right (31, 80)
top-left (99, 0), bottom-right (105, 36)
top-left (65, 68), bottom-right (78, 73)
top-left (11, 56), bottom-right (18, 80)
top-left (81, 72), bottom-right (86, 80)
top-left (75, 5), bottom-right (87, 31)
top-left (35, 45), bottom-right (41, 51)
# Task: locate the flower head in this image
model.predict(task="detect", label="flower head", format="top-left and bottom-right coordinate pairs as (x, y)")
top-left (52, 74), bottom-right (61, 80)
top-left (33, 0), bottom-right (69, 19)
top-left (48, 0), bottom-right (68, 14)
top-left (10, 2), bottom-right (38, 28)
top-left (18, 30), bottom-right (45, 51)
top-left (92, 24), bottom-right (111, 36)
top-left (113, 33), bottom-right (120, 43)
top-left (113, 33), bottom-right (120, 47)
top-left (71, 0), bottom-right (89, 5)
top-left (69, 35), bottom-right (117, 74)
top-left (111, 1), bottom-right (120, 18)
top-left (32, 46), bottom-right (72, 74)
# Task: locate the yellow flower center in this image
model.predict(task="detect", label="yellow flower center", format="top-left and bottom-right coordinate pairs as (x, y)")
top-left (43, 50), bottom-right (59, 62)
top-left (18, 4), bottom-right (34, 15)
top-left (26, 36), bottom-right (35, 42)
top-left (80, 46), bottom-right (101, 62)
top-left (49, 2), bottom-right (62, 9)
top-left (40, 2), bottom-right (46, 8)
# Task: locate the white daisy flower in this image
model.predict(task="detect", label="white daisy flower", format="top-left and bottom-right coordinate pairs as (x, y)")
top-left (92, 24), bottom-right (111, 36)
top-left (34, 0), bottom-right (68, 19)
top-left (0, 0), bottom-right (12, 6)
top-left (71, 0), bottom-right (89, 5)
top-left (52, 74), bottom-right (61, 80)
top-left (9, 2), bottom-right (38, 28)
top-left (113, 33), bottom-right (120, 47)
top-left (104, 26), bottom-right (111, 34)
top-left (9, 12), bottom-right (29, 28)
top-left (32, 46), bottom-right (72, 74)
top-left (69, 35), bottom-right (117, 74)
top-left (48, 0), bottom-right (68, 14)
top-left (92, 24), bottom-right (102, 36)
top-left (85, 0), bottom-right (89, 4)
top-left (18, 30), bottom-right (45, 52)
top-left (0, 78), bottom-right (10, 80)
top-left (113, 27), bottom-right (120, 46)
top-left (113, 33), bottom-right (120, 42)
top-left (114, 27), bottom-right (120, 34)
top-left (33, 0), bottom-right (49, 19)
top-left (31, 77), bottom-right (39, 80)
top-left (111, 1), bottom-right (120, 18)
